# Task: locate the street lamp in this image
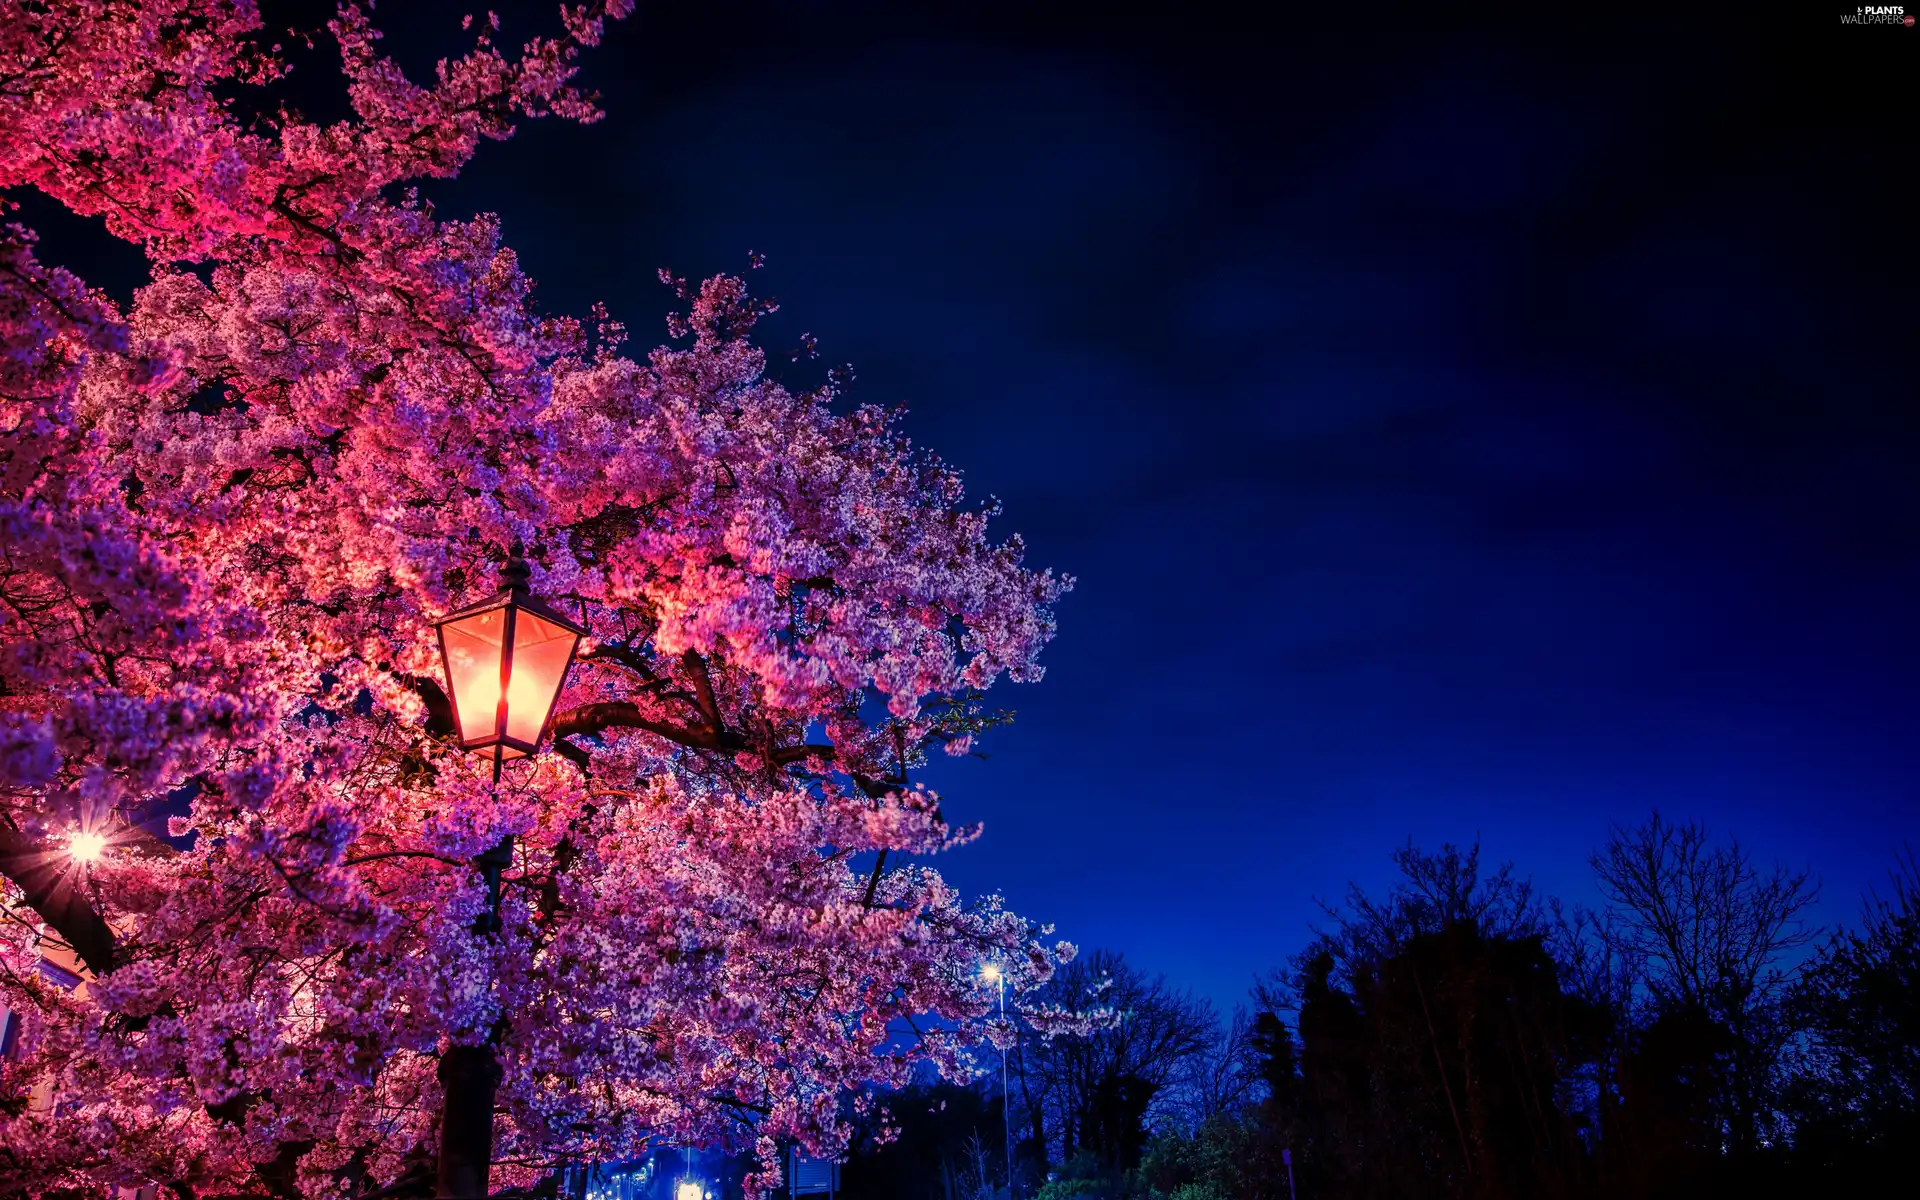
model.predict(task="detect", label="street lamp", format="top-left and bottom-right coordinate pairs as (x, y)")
top-left (429, 548), bottom-right (590, 1199)
top-left (982, 962), bottom-right (1014, 1198)
top-left (432, 547), bottom-right (587, 779)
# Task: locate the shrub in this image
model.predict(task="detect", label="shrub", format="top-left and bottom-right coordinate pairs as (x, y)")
top-left (1034, 1180), bottom-right (1109, 1200)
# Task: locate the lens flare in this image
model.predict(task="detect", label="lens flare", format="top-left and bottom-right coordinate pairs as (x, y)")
top-left (69, 830), bottom-right (107, 863)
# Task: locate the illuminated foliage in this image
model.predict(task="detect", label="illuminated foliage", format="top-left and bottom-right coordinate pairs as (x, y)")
top-left (0, 4), bottom-right (1082, 1195)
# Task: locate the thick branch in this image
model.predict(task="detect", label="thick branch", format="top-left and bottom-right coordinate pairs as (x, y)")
top-left (681, 649), bottom-right (724, 734)
top-left (577, 641), bottom-right (661, 682)
top-left (773, 742), bottom-right (838, 765)
top-left (854, 771), bottom-right (899, 907)
top-left (551, 735), bottom-right (592, 773)
top-left (402, 675), bottom-right (457, 738)
top-left (862, 849), bottom-right (890, 909)
top-left (549, 703), bottom-right (743, 752)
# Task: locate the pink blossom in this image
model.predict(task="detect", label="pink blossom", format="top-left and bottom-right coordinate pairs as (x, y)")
top-left (0, 3), bottom-right (1083, 1197)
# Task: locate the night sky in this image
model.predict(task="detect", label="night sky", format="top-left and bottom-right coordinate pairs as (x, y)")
top-left (32, 5), bottom-right (1920, 1013)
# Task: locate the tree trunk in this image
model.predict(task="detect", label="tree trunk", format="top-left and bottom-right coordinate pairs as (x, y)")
top-left (1017, 1042), bottom-right (1045, 1163)
top-left (436, 836), bottom-right (513, 1198)
top-left (437, 1042), bottom-right (502, 1198)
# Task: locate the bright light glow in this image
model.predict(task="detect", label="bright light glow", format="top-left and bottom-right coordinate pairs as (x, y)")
top-left (439, 607), bottom-right (580, 751)
top-left (675, 1181), bottom-right (704, 1200)
top-left (442, 609), bottom-right (506, 745)
top-left (504, 612), bottom-right (574, 744)
top-left (69, 830), bottom-right (106, 863)
top-left (980, 962), bottom-right (1002, 984)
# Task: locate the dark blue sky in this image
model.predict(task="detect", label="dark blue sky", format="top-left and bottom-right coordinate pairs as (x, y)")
top-left (430, 5), bottom-right (1916, 1013)
top-left (39, 5), bottom-right (1920, 1012)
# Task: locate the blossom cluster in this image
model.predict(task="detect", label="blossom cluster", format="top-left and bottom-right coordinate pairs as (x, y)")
top-left (0, 4), bottom-right (1083, 1196)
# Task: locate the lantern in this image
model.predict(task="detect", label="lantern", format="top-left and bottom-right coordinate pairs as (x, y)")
top-left (432, 550), bottom-right (586, 777)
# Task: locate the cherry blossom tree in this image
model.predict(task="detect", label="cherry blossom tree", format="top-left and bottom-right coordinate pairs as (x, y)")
top-left (0, 4), bottom-right (1077, 1197)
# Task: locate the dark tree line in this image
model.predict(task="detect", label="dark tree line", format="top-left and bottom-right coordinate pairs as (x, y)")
top-left (843, 813), bottom-right (1920, 1200)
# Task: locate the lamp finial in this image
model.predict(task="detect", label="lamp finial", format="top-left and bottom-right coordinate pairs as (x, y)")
top-left (501, 541), bottom-right (531, 592)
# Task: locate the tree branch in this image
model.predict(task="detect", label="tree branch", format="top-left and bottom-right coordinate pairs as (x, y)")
top-left (550, 735), bottom-right (592, 774)
top-left (862, 849), bottom-right (890, 909)
top-left (577, 641), bottom-right (659, 681)
top-left (773, 742), bottom-right (838, 765)
top-left (681, 649), bottom-right (724, 735)
top-left (549, 703), bottom-right (742, 752)
top-left (402, 674), bottom-right (457, 738)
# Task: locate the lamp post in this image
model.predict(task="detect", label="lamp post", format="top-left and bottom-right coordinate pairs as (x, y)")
top-left (982, 962), bottom-right (1013, 1198)
top-left (432, 546), bottom-right (587, 782)
top-left (429, 545), bottom-right (586, 1198)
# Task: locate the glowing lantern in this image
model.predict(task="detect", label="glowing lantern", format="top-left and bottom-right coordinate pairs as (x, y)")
top-left (432, 550), bottom-right (587, 777)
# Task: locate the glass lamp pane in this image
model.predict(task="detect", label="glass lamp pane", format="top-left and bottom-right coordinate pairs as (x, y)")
top-left (504, 611), bottom-right (578, 745)
top-left (441, 609), bottom-right (507, 745)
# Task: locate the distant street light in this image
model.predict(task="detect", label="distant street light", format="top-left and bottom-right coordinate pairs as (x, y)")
top-left (673, 1145), bottom-right (712, 1200)
top-left (432, 546), bottom-right (586, 780)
